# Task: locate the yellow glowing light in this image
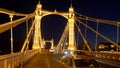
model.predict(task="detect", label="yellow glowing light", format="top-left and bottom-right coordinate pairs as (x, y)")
top-left (37, 4), bottom-right (42, 9)
top-left (68, 8), bottom-right (76, 50)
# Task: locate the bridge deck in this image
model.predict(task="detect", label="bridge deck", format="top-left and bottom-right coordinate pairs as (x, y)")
top-left (21, 51), bottom-right (120, 68)
top-left (22, 52), bottom-right (64, 68)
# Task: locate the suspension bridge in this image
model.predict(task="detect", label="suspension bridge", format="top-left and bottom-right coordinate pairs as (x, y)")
top-left (0, 1), bottom-right (120, 68)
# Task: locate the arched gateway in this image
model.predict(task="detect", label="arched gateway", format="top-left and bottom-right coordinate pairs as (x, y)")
top-left (32, 2), bottom-right (76, 51)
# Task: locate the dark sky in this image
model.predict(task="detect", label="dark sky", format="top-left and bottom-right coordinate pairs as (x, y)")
top-left (0, 0), bottom-right (120, 53)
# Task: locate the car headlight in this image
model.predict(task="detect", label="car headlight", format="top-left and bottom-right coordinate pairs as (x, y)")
top-left (64, 51), bottom-right (68, 55)
top-left (70, 51), bottom-right (74, 55)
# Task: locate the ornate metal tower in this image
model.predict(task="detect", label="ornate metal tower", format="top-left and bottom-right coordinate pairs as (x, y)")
top-left (32, 2), bottom-right (42, 49)
top-left (68, 5), bottom-right (76, 50)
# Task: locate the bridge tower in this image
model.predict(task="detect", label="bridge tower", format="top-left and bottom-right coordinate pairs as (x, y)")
top-left (32, 2), bottom-right (42, 49)
top-left (68, 4), bottom-right (76, 50)
top-left (50, 38), bottom-right (54, 50)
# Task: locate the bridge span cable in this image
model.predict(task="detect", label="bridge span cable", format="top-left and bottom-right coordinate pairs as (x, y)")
top-left (75, 19), bottom-right (120, 49)
top-left (84, 17), bottom-right (88, 50)
top-left (116, 25), bottom-right (119, 51)
top-left (76, 20), bottom-right (80, 48)
top-left (26, 20), bottom-right (28, 36)
top-left (0, 8), bottom-right (29, 16)
top-left (57, 22), bottom-right (69, 51)
top-left (0, 14), bottom-right (34, 33)
top-left (57, 22), bottom-right (69, 50)
top-left (95, 19), bottom-right (99, 51)
top-left (75, 21), bottom-right (91, 51)
top-left (21, 18), bottom-right (35, 52)
top-left (75, 12), bottom-right (120, 26)
top-left (85, 17), bottom-right (88, 39)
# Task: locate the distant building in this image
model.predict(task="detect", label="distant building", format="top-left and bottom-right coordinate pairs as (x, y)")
top-left (98, 42), bottom-right (120, 51)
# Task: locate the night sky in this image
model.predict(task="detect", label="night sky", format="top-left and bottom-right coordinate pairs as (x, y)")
top-left (0, 0), bottom-right (120, 54)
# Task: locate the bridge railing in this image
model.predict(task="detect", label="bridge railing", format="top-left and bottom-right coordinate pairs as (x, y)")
top-left (79, 50), bottom-right (120, 62)
top-left (0, 49), bottom-right (39, 68)
top-left (74, 50), bottom-right (120, 62)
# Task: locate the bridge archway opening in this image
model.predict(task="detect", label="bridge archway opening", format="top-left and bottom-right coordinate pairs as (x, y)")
top-left (44, 42), bottom-right (51, 50)
top-left (41, 14), bottom-right (68, 46)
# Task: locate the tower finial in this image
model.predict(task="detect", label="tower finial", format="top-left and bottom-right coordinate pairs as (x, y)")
top-left (38, 0), bottom-right (41, 5)
top-left (69, 0), bottom-right (74, 13)
top-left (36, 0), bottom-right (42, 9)
top-left (70, 0), bottom-right (73, 8)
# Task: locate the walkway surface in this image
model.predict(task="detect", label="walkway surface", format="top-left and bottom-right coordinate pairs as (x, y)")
top-left (22, 52), bottom-right (64, 68)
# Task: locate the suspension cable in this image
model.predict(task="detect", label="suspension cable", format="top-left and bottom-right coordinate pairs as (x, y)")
top-left (85, 17), bottom-right (88, 39)
top-left (63, 32), bottom-right (68, 50)
top-left (57, 22), bottom-right (69, 51)
top-left (75, 12), bottom-right (120, 26)
top-left (76, 20), bottom-right (80, 48)
top-left (116, 22), bottom-right (119, 51)
top-left (21, 18), bottom-right (35, 52)
top-left (76, 19), bottom-right (120, 49)
top-left (95, 19), bottom-right (99, 51)
top-left (75, 21), bottom-right (91, 51)
top-left (0, 8), bottom-right (28, 16)
top-left (84, 17), bottom-right (88, 50)
top-left (0, 15), bottom-right (34, 33)
top-left (26, 20), bottom-right (28, 35)
top-left (25, 20), bottom-right (29, 50)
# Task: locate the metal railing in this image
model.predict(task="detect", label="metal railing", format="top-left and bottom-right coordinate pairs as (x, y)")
top-left (77, 50), bottom-right (120, 62)
top-left (0, 49), bottom-right (39, 68)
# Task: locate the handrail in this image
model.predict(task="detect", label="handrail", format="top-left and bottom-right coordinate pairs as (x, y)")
top-left (0, 49), bottom-right (39, 68)
top-left (76, 50), bottom-right (120, 61)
